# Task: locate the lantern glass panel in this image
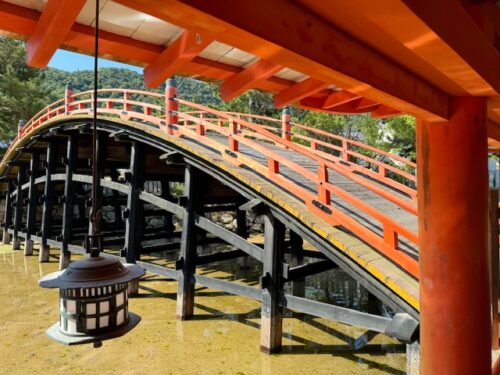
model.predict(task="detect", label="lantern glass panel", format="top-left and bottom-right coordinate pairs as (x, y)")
top-left (66, 300), bottom-right (76, 314)
top-left (87, 318), bottom-right (96, 330)
top-left (99, 315), bottom-right (109, 328)
top-left (117, 309), bottom-right (125, 325)
top-left (100, 301), bottom-right (109, 313)
top-left (87, 303), bottom-right (96, 315)
top-left (116, 292), bottom-right (124, 306)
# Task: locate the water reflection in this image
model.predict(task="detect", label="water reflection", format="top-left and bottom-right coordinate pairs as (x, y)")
top-left (0, 244), bottom-right (406, 374)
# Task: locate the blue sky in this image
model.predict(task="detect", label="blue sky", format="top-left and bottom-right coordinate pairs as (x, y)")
top-left (48, 49), bottom-right (142, 72)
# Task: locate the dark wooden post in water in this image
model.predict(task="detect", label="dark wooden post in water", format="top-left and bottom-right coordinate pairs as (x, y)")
top-left (176, 165), bottom-right (202, 320)
top-left (2, 180), bottom-right (13, 244)
top-left (12, 165), bottom-right (26, 250)
top-left (290, 230), bottom-right (305, 297)
top-left (260, 212), bottom-right (285, 353)
top-left (161, 178), bottom-right (174, 238)
top-left (59, 134), bottom-right (78, 270)
top-left (40, 142), bottom-right (55, 262)
top-left (88, 132), bottom-right (105, 237)
top-left (24, 152), bottom-right (39, 255)
top-left (236, 207), bottom-right (249, 269)
top-left (123, 142), bottom-right (144, 264)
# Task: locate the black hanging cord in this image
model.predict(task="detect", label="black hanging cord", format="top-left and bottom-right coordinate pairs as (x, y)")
top-left (89, 0), bottom-right (101, 257)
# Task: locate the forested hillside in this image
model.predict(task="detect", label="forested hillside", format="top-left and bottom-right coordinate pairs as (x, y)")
top-left (0, 37), bottom-right (416, 160)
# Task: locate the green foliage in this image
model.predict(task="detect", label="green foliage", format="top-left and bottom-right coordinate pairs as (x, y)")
top-left (0, 37), bottom-right (416, 162)
top-left (0, 37), bottom-right (47, 145)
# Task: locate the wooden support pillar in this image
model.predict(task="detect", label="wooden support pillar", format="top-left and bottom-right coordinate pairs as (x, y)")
top-left (2, 180), bottom-right (13, 244)
top-left (123, 141), bottom-right (144, 263)
top-left (40, 142), bottom-right (55, 262)
top-left (24, 152), bottom-right (39, 255)
top-left (490, 189), bottom-right (499, 350)
top-left (236, 207), bottom-right (250, 269)
top-left (176, 165), bottom-right (202, 320)
top-left (417, 97), bottom-right (490, 375)
top-left (161, 178), bottom-right (174, 237)
top-left (88, 133), bottom-right (105, 236)
top-left (110, 170), bottom-right (124, 227)
top-left (59, 134), bottom-right (78, 270)
top-left (260, 212), bottom-right (285, 354)
top-left (12, 165), bottom-right (26, 250)
top-left (289, 230), bottom-right (305, 297)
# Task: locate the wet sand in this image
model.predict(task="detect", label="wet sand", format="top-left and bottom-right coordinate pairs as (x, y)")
top-left (0, 246), bottom-right (406, 374)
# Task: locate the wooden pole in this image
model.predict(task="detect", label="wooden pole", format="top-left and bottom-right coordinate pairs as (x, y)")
top-left (490, 189), bottom-right (499, 350)
top-left (176, 164), bottom-right (202, 320)
top-left (161, 178), bottom-right (174, 238)
top-left (24, 151), bottom-right (39, 255)
top-left (2, 180), bottom-right (13, 244)
top-left (12, 165), bottom-right (26, 250)
top-left (59, 134), bottom-right (78, 270)
top-left (123, 141), bottom-right (144, 264)
top-left (40, 142), bottom-right (55, 262)
top-left (290, 230), bottom-right (305, 297)
top-left (260, 212), bottom-right (285, 353)
top-left (88, 132), bottom-right (105, 237)
top-left (417, 97), bottom-right (490, 375)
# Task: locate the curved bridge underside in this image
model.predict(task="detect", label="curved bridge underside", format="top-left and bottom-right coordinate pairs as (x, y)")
top-left (0, 112), bottom-right (419, 316)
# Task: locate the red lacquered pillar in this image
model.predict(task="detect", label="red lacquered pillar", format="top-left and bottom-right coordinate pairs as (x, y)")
top-left (165, 78), bottom-right (178, 135)
top-left (417, 96), bottom-right (490, 375)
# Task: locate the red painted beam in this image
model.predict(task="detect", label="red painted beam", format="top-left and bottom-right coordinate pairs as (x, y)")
top-left (220, 59), bottom-right (282, 101)
top-left (113, 0), bottom-right (450, 121)
top-left (322, 90), bottom-right (360, 109)
top-left (144, 31), bottom-right (212, 88)
top-left (371, 106), bottom-right (400, 118)
top-left (26, 0), bottom-right (86, 67)
top-left (273, 78), bottom-right (330, 108)
top-left (417, 97), bottom-right (490, 375)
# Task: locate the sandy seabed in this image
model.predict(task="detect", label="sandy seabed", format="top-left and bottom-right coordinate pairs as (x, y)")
top-left (0, 245), bottom-right (406, 375)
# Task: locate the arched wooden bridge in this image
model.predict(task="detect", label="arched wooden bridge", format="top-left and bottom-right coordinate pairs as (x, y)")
top-left (0, 85), bottom-right (419, 354)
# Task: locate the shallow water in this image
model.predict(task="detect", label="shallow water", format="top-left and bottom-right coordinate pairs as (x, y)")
top-left (0, 245), bottom-right (406, 374)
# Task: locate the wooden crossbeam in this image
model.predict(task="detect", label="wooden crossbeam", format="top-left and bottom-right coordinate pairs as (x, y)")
top-left (26, 0), bottom-right (86, 67)
top-left (144, 31), bottom-right (213, 88)
top-left (322, 90), bottom-right (360, 109)
top-left (273, 78), bottom-right (330, 108)
top-left (220, 59), bottom-right (282, 101)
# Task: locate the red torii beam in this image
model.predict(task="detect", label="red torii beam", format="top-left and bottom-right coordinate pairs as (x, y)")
top-left (26, 0), bottom-right (86, 67)
top-left (145, 31), bottom-right (212, 88)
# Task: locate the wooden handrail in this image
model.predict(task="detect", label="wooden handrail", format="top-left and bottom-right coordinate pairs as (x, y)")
top-left (2, 88), bottom-right (420, 279)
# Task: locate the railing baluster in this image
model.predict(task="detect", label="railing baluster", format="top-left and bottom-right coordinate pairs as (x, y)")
top-left (196, 113), bottom-right (205, 136)
top-left (317, 161), bottom-right (331, 205)
top-left (64, 84), bottom-right (74, 115)
top-left (383, 224), bottom-right (398, 249)
top-left (268, 157), bottom-right (279, 174)
top-left (282, 108), bottom-right (291, 142)
top-left (229, 120), bottom-right (238, 151)
top-left (124, 91), bottom-right (132, 111)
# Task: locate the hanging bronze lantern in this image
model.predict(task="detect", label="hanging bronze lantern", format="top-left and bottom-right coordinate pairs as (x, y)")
top-left (39, 256), bottom-right (145, 347)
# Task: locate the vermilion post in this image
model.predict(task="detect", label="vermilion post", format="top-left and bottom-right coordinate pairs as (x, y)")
top-left (165, 78), bottom-right (178, 135)
top-left (281, 107), bottom-right (291, 142)
top-left (64, 83), bottom-right (73, 115)
top-left (417, 97), bottom-right (490, 375)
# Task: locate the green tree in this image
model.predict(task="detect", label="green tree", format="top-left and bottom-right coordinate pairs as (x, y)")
top-left (0, 37), bottom-right (47, 146)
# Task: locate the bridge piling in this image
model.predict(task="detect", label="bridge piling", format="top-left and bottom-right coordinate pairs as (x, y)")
top-left (260, 212), bottom-right (285, 354)
top-left (59, 134), bottom-right (78, 270)
top-left (39, 142), bottom-right (55, 262)
top-left (2, 180), bottom-right (13, 244)
top-left (176, 165), bottom-right (203, 320)
top-left (12, 165), bottom-right (26, 250)
top-left (24, 151), bottom-right (39, 255)
top-left (290, 230), bottom-right (305, 298)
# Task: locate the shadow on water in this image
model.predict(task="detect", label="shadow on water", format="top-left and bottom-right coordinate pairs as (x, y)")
top-left (132, 242), bottom-right (406, 375)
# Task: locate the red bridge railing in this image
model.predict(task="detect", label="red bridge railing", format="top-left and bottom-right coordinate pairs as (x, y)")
top-left (4, 87), bottom-right (419, 279)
